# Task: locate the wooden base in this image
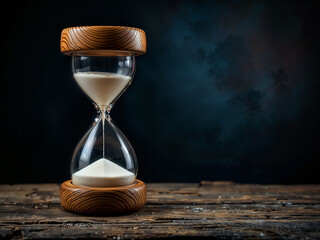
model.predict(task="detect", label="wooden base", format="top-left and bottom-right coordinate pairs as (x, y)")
top-left (60, 180), bottom-right (146, 216)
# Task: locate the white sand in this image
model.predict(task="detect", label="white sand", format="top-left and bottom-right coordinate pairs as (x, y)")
top-left (73, 72), bottom-right (131, 108)
top-left (72, 158), bottom-right (135, 187)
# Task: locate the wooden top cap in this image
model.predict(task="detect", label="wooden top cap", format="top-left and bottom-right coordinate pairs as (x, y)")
top-left (60, 26), bottom-right (146, 56)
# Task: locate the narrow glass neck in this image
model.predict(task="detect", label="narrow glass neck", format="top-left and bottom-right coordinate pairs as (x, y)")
top-left (95, 104), bottom-right (112, 120)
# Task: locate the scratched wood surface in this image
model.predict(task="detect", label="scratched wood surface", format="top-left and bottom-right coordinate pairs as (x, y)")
top-left (0, 181), bottom-right (320, 239)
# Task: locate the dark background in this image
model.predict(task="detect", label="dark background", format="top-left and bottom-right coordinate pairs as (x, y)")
top-left (0, 0), bottom-right (319, 184)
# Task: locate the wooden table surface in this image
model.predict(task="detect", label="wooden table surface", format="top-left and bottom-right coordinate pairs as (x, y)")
top-left (0, 181), bottom-right (320, 239)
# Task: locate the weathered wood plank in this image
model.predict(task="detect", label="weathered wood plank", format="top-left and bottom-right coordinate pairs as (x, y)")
top-left (0, 182), bottom-right (319, 239)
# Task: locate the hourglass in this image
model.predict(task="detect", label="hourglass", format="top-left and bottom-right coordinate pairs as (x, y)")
top-left (59, 26), bottom-right (147, 215)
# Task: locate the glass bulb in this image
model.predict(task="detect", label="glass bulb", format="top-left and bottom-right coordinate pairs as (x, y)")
top-left (70, 53), bottom-right (137, 188)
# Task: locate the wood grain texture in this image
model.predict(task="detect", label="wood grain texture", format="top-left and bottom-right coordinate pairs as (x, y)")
top-left (0, 182), bottom-right (320, 239)
top-left (60, 180), bottom-right (146, 215)
top-left (60, 26), bottom-right (146, 56)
